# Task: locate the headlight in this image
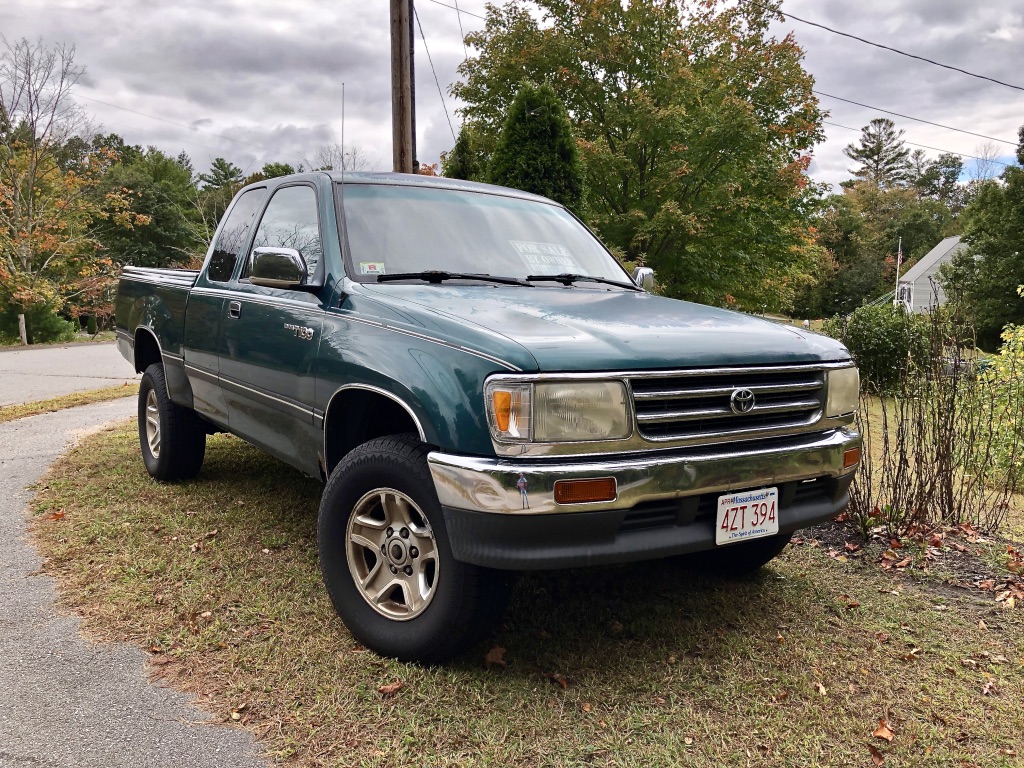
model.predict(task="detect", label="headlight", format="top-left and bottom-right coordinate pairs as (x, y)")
top-left (485, 380), bottom-right (631, 442)
top-left (825, 366), bottom-right (860, 417)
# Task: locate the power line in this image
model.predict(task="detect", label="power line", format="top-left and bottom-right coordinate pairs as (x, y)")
top-left (814, 90), bottom-right (1016, 146)
top-left (414, 6), bottom-right (458, 142)
top-left (76, 94), bottom-right (268, 151)
top-left (453, 0), bottom-right (470, 60)
top-left (424, 0), bottom-right (485, 21)
top-left (426, 0), bottom-right (1018, 148)
top-left (823, 120), bottom-right (1012, 167)
top-left (748, 0), bottom-right (1024, 93)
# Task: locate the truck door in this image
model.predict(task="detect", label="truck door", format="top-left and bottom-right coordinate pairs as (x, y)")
top-left (217, 183), bottom-right (325, 473)
top-left (184, 187), bottom-right (267, 426)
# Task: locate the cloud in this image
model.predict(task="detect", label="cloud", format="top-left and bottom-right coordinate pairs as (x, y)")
top-left (0, 0), bottom-right (1018, 188)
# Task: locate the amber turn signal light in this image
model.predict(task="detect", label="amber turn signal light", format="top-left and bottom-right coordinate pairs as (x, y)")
top-left (553, 477), bottom-right (617, 504)
top-left (843, 447), bottom-right (860, 469)
top-left (492, 391), bottom-right (512, 432)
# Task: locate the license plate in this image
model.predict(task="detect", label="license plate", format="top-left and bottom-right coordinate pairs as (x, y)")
top-left (716, 487), bottom-right (779, 545)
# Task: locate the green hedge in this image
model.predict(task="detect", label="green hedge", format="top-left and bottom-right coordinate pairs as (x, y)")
top-left (823, 304), bottom-right (928, 393)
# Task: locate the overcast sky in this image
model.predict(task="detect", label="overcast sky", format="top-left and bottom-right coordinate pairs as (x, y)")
top-left (1, 0), bottom-right (1021, 187)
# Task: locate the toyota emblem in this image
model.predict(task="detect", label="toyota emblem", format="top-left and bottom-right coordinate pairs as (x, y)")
top-left (729, 388), bottom-right (756, 414)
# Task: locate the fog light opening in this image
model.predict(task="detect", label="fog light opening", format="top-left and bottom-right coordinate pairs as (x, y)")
top-left (553, 478), bottom-right (617, 504)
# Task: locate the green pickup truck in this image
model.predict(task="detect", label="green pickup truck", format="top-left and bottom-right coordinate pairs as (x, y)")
top-left (116, 171), bottom-right (861, 662)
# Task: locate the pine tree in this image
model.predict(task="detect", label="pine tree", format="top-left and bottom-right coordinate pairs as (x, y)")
top-left (843, 118), bottom-right (911, 188)
top-left (198, 157), bottom-right (244, 190)
top-left (443, 126), bottom-right (482, 181)
top-left (487, 82), bottom-right (583, 211)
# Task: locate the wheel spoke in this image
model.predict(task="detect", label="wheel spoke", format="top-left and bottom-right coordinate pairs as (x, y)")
top-left (346, 487), bottom-right (439, 621)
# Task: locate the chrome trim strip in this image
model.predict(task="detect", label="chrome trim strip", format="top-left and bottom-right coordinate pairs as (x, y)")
top-left (428, 428), bottom-right (861, 515)
top-left (336, 312), bottom-right (522, 372)
top-left (162, 350), bottom-right (184, 362)
top-left (485, 361), bottom-right (852, 384)
top-left (323, 384), bottom-right (427, 452)
top-left (218, 374), bottom-right (314, 418)
top-left (183, 362), bottom-right (219, 384)
top-left (633, 380), bottom-right (823, 401)
top-left (189, 286), bottom-right (325, 316)
top-left (636, 399), bottom-right (821, 424)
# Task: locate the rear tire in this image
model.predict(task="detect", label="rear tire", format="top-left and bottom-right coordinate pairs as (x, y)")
top-left (681, 532), bottom-right (794, 577)
top-left (318, 434), bottom-right (512, 664)
top-left (138, 363), bottom-right (206, 482)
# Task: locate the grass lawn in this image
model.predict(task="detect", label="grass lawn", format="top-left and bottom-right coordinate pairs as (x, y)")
top-left (32, 426), bottom-right (1024, 767)
top-left (0, 383), bottom-right (139, 424)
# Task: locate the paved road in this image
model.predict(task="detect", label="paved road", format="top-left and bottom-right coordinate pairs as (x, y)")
top-left (0, 399), bottom-right (267, 768)
top-left (0, 343), bottom-right (139, 406)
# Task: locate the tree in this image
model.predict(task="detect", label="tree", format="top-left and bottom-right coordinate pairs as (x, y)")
top-left (912, 152), bottom-right (965, 213)
top-left (303, 143), bottom-right (373, 172)
top-left (258, 161), bottom-right (294, 179)
top-left (452, 0), bottom-right (825, 310)
top-left (795, 181), bottom-right (954, 317)
top-left (442, 125), bottom-right (484, 181)
top-left (0, 38), bottom-right (137, 344)
top-left (844, 118), bottom-right (911, 188)
top-left (487, 82), bottom-right (583, 210)
top-left (92, 147), bottom-right (203, 270)
top-left (948, 126), bottom-right (1024, 349)
top-left (198, 157), bottom-right (243, 189)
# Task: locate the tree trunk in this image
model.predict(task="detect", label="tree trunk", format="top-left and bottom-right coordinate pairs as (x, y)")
top-left (17, 313), bottom-right (28, 345)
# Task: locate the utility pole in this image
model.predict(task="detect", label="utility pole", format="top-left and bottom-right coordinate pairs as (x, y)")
top-left (390, 0), bottom-right (417, 173)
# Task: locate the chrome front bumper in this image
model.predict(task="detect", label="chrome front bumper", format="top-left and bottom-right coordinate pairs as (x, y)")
top-left (427, 428), bottom-right (860, 516)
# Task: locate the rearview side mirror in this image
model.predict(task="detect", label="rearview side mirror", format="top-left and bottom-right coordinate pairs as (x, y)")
top-left (632, 266), bottom-right (654, 291)
top-left (250, 247), bottom-right (307, 289)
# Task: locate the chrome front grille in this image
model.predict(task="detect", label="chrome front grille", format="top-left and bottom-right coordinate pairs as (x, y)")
top-left (629, 366), bottom-right (826, 443)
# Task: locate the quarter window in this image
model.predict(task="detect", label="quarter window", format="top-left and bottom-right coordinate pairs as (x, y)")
top-left (248, 185), bottom-right (323, 283)
top-left (206, 188), bottom-right (267, 282)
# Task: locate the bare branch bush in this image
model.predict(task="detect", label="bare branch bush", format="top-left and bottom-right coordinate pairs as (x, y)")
top-left (849, 291), bottom-right (1022, 538)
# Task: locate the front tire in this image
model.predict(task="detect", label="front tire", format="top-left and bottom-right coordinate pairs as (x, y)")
top-left (138, 363), bottom-right (206, 482)
top-left (318, 435), bottom-right (512, 663)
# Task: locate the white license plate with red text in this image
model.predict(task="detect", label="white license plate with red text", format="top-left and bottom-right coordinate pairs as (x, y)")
top-left (715, 487), bottom-right (779, 545)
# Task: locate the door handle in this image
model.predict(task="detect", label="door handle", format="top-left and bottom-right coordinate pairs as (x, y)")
top-left (227, 301), bottom-right (241, 319)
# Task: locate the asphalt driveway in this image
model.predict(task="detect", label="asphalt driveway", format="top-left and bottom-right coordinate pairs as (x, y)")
top-left (0, 342), bottom-right (139, 406)
top-left (0, 399), bottom-right (267, 768)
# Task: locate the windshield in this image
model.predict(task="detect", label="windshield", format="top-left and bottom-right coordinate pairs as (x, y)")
top-left (339, 183), bottom-right (631, 284)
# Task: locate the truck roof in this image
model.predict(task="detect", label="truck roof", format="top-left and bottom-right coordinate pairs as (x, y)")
top-left (323, 171), bottom-right (558, 206)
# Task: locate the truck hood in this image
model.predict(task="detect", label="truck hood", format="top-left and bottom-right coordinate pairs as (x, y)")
top-left (355, 284), bottom-right (850, 372)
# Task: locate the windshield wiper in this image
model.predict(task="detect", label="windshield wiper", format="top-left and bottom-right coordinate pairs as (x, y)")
top-left (526, 273), bottom-right (639, 290)
top-left (377, 271), bottom-right (531, 287)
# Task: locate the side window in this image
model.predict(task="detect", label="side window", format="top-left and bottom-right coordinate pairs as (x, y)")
top-left (206, 188), bottom-right (267, 282)
top-left (248, 185), bottom-right (323, 283)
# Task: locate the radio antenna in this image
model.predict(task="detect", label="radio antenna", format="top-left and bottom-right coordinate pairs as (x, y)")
top-left (341, 82), bottom-right (346, 186)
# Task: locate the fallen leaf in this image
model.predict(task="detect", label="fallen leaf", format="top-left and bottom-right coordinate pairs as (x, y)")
top-left (815, 682), bottom-right (827, 696)
top-left (776, 632), bottom-right (785, 644)
top-left (844, 541), bottom-right (862, 553)
top-left (484, 645), bottom-right (507, 670)
top-left (845, 600), bottom-right (861, 611)
top-left (872, 719), bottom-right (895, 742)
top-left (204, 529), bottom-right (219, 539)
top-left (199, 611), bottom-right (212, 620)
top-left (977, 579), bottom-right (997, 591)
top-left (903, 647), bottom-right (922, 661)
top-left (46, 510), bottom-right (65, 521)
top-left (545, 672), bottom-right (569, 689)
top-left (875, 631), bottom-right (890, 643)
top-left (928, 534), bottom-right (944, 547)
top-left (991, 654), bottom-right (1009, 665)
top-left (998, 748), bottom-right (1017, 756)
top-left (868, 744), bottom-right (885, 765)
top-left (378, 681), bottom-right (404, 697)
top-left (978, 619), bottom-right (987, 631)
top-left (581, 702), bottom-right (591, 713)
top-left (683, 737), bottom-right (694, 746)
top-left (894, 557), bottom-right (913, 569)
top-left (981, 678), bottom-right (998, 696)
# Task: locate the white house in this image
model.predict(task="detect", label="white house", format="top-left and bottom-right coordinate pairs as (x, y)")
top-left (895, 235), bottom-right (967, 313)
